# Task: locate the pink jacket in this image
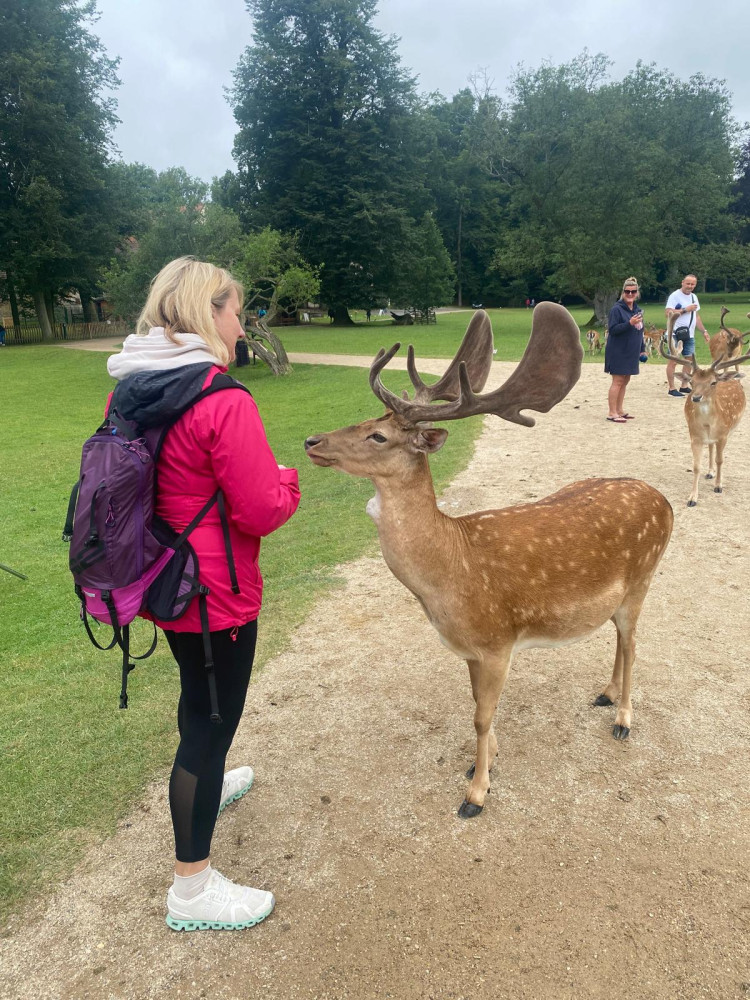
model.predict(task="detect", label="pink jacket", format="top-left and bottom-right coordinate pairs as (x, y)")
top-left (149, 367), bottom-right (300, 631)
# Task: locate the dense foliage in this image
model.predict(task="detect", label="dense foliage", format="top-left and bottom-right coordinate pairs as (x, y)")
top-left (0, 0), bottom-right (120, 337)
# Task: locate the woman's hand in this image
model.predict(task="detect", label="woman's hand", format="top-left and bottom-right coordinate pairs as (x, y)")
top-left (629, 314), bottom-right (642, 326)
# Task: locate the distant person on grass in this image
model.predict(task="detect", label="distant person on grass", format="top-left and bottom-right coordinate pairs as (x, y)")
top-left (106, 257), bottom-right (300, 931)
top-left (664, 274), bottom-right (710, 397)
top-left (604, 277), bottom-right (647, 423)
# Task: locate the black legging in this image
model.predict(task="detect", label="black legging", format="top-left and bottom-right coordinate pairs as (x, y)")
top-left (164, 621), bottom-right (257, 863)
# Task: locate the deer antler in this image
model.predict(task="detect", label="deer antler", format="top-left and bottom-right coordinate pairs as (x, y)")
top-left (720, 306), bottom-right (731, 331)
top-left (405, 308), bottom-right (494, 402)
top-left (712, 347), bottom-right (750, 372)
top-left (660, 313), bottom-right (698, 371)
top-left (369, 302), bottom-right (583, 427)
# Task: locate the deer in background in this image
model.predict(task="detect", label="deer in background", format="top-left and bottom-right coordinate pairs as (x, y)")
top-left (585, 329), bottom-right (601, 355)
top-left (662, 312), bottom-right (750, 507)
top-left (305, 305), bottom-right (673, 818)
top-left (642, 325), bottom-right (664, 357)
top-left (708, 306), bottom-right (750, 373)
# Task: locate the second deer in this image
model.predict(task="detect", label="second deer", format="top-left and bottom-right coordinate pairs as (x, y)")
top-left (305, 305), bottom-right (673, 818)
top-left (707, 306), bottom-right (750, 373)
top-left (661, 312), bottom-right (750, 506)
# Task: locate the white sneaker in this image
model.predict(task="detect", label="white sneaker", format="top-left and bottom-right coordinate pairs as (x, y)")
top-left (218, 766), bottom-right (254, 816)
top-left (166, 869), bottom-right (274, 931)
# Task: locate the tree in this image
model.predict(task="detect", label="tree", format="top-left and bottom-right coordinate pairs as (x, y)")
top-left (102, 171), bottom-right (244, 318)
top-left (419, 83), bottom-right (508, 307)
top-left (0, 0), bottom-right (120, 339)
top-left (233, 227), bottom-right (321, 374)
top-left (482, 53), bottom-right (737, 323)
top-left (229, 0), bottom-right (427, 321)
top-left (392, 213), bottom-right (455, 320)
top-left (730, 137), bottom-right (750, 248)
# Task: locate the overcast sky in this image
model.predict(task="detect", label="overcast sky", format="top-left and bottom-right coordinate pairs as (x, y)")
top-left (94, 0), bottom-right (750, 183)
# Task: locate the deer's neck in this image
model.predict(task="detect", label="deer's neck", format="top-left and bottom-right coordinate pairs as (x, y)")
top-left (367, 462), bottom-right (458, 592)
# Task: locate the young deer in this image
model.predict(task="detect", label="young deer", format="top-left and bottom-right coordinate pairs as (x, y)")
top-left (707, 306), bottom-right (750, 373)
top-left (305, 305), bottom-right (673, 818)
top-left (585, 329), bottom-right (601, 355)
top-left (662, 312), bottom-right (750, 506)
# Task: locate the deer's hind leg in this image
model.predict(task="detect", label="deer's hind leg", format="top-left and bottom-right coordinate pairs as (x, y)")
top-left (594, 599), bottom-right (644, 741)
top-left (459, 648), bottom-right (512, 820)
top-left (593, 625), bottom-right (624, 708)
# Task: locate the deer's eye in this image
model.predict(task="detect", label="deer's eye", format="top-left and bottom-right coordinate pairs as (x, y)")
top-left (368, 433), bottom-right (387, 443)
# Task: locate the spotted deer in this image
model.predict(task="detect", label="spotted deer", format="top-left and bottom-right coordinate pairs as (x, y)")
top-left (708, 306), bottom-right (750, 373)
top-left (662, 312), bottom-right (750, 507)
top-left (585, 329), bottom-right (601, 355)
top-left (642, 325), bottom-right (664, 357)
top-left (305, 305), bottom-right (673, 818)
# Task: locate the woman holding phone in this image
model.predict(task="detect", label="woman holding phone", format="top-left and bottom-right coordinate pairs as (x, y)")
top-left (604, 277), bottom-right (647, 423)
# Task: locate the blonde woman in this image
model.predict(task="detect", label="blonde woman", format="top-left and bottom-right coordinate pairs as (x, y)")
top-left (106, 258), bottom-right (300, 930)
top-left (604, 277), bottom-right (646, 423)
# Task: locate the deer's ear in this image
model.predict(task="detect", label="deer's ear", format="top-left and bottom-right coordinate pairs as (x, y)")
top-left (410, 427), bottom-right (448, 453)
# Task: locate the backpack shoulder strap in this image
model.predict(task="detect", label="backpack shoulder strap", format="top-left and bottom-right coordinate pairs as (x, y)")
top-left (150, 372), bottom-right (251, 462)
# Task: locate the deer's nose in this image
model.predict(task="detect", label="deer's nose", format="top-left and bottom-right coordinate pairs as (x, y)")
top-left (304, 436), bottom-right (323, 451)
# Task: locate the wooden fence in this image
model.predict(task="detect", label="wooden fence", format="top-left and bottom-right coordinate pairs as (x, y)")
top-left (0, 321), bottom-right (132, 346)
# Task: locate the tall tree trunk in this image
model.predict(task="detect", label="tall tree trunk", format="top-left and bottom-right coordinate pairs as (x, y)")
top-left (331, 306), bottom-right (354, 325)
top-left (44, 289), bottom-right (55, 328)
top-left (33, 288), bottom-right (54, 342)
top-left (79, 289), bottom-right (97, 322)
top-left (7, 273), bottom-right (21, 330)
top-left (456, 203), bottom-right (463, 308)
top-left (593, 289), bottom-right (618, 329)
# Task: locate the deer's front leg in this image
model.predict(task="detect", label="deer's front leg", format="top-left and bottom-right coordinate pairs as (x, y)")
top-left (459, 649), bottom-right (511, 820)
top-left (713, 438), bottom-right (727, 493)
top-left (687, 438), bottom-right (704, 507)
top-left (465, 659), bottom-right (498, 779)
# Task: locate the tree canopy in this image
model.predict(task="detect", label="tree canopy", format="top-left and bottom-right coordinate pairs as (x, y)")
top-left (229, 0), bottom-right (435, 319)
top-left (0, 0), bottom-right (120, 337)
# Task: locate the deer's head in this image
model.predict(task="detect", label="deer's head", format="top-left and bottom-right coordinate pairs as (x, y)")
top-left (305, 304), bottom-right (583, 482)
top-left (661, 311), bottom-right (750, 401)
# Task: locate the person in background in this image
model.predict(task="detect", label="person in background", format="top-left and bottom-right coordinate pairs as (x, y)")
top-left (106, 257), bottom-right (300, 932)
top-left (0, 321), bottom-right (6, 346)
top-left (604, 277), bottom-right (646, 423)
top-left (664, 274), bottom-right (710, 397)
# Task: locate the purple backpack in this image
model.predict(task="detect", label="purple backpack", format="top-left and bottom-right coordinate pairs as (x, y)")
top-left (64, 372), bottom-right (249, 720)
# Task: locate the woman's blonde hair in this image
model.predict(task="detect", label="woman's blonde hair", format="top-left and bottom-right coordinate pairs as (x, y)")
top-left (621, 276), bottom-right (641, 301)
top-left (136, 257), bottom-right (243, 365)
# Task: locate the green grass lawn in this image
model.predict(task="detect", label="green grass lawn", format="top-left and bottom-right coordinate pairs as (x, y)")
top-left (285, 297), bottom-right (750, 366)
top-left (0, 345), bottom-right (482, 920)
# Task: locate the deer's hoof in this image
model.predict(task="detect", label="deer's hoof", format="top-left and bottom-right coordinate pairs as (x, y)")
top-left (593, 693), bottom-right (613, 706)
top-left (465, 763), bottom-right (475, 779)
top-left (705, 473), bottom-right (714, 480)
top-left (687, 500), bottom-right (697, 507)
top-left (714, 487), bottom-right (723, 494)
top-left (612, 724), bottom-right (630, 741)
top-left (458, 800), bottom-right (484, 819)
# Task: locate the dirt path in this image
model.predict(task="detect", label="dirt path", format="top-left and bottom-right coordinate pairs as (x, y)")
top-left (2, 352), bottom-right (749, 1000)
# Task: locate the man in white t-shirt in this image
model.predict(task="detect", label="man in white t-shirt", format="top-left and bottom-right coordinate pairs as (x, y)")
top-left (664, 274), bottom-right (710, 397)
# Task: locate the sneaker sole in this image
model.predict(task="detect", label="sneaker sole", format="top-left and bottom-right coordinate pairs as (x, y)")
top-left (166, 898), bottom-right (274, 932)
top-left (217, 775), bottom-right (254, 816)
